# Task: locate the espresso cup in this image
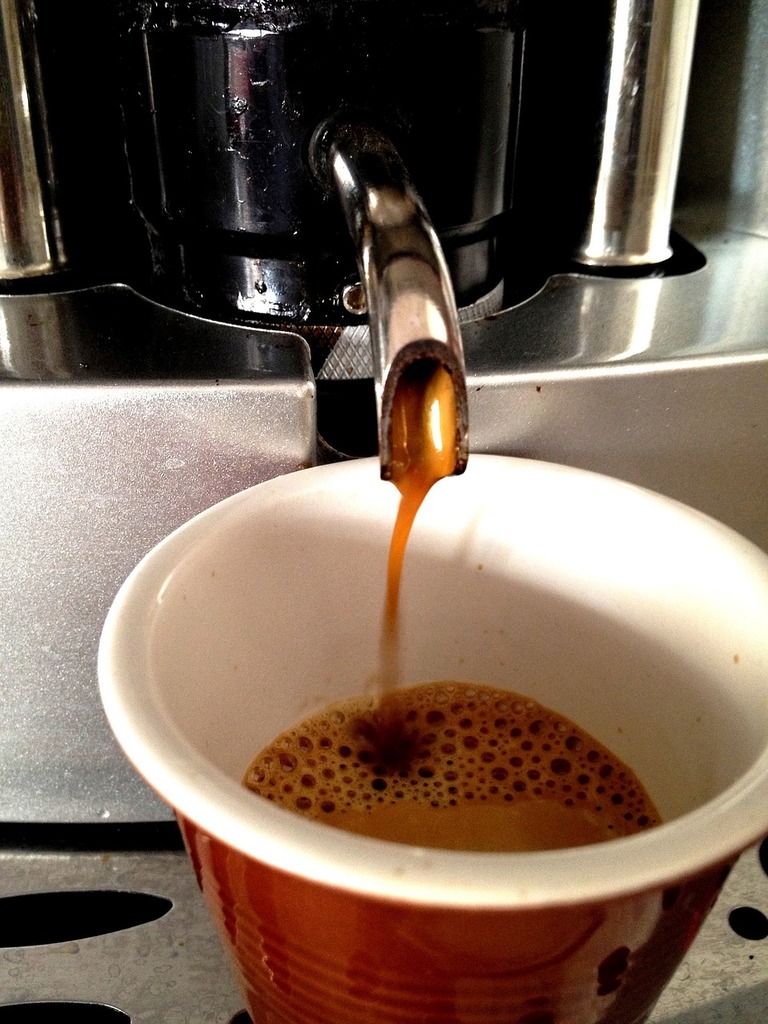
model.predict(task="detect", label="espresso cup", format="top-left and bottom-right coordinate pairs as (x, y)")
top-left (98, 456), bottom-right (768, 1024)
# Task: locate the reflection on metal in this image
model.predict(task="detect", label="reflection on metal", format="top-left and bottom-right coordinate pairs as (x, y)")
top-left (570, 276), bottom-right (663, 364)
top-left (0, 290), bottom-right (73, 378)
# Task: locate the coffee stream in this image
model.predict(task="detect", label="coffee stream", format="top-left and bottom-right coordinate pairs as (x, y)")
top-left (381, 358), bottom-right (458, 690)
top-left (376, 358), bottom-right (458, 762)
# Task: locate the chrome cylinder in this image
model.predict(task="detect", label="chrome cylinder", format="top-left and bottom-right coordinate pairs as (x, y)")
top-left (0, 0), bottom-right (65, 279)
top-left (574, 0), bottom-right (700, 267)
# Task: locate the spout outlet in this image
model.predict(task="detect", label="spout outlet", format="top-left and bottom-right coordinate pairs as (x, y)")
top-left (311, 120), bottom-right (469, 480)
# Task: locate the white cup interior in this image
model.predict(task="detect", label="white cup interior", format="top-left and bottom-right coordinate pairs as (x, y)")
top-left (99, 456), bottom-right (768, 906)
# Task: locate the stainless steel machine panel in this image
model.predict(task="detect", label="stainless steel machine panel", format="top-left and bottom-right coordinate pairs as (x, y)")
top-left (0, 287), bottom-right (315, 823)
top-left (464, 217), bottom-right (768, 554)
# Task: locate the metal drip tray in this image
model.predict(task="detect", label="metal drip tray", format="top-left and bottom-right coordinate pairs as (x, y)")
top-left (0, 832), bottom-right (766, 1022)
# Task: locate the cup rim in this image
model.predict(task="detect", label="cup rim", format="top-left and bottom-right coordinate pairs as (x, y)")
top-left (98, 455), bottom-right (768, 908)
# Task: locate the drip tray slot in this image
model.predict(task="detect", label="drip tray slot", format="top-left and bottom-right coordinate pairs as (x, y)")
top-left (0, 1004), bottom-right (129, 1023)
top-left (0, 890), bottom-right (172, 948)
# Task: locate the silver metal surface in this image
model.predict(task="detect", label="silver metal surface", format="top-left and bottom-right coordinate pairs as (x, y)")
top-left (314, 121), bottom-right (469, 478)
top-left (725, 0), bottom-right (768, 237)
top-left (0, 288), bottom-right (315, 824)
top-left (0, 839), bottom-right (765, 1022)
top-left (678, 0), bottom-right (768, 238)
top-left (0, 0), bottom-right (65, 278)
top-left (465, 216), bottom-right (768, 554)
top-left (574, 0), bottom-right (700, 266)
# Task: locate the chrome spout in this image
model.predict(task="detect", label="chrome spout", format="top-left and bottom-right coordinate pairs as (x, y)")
top-left (311, 120), bottom-right (469, 480)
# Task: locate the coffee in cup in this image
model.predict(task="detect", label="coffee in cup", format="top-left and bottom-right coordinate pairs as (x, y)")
top-left (244, 680), bottom-right (660, 851)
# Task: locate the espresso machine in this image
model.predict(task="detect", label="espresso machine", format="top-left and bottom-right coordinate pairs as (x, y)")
top-left (1, 0), bottom-right (767, 1019)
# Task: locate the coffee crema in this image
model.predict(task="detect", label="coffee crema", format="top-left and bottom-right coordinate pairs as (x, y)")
top-left (243, 682), bottom-right (661, 851)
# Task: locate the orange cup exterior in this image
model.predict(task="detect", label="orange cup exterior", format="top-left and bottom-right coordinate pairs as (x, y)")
top-left (180, 816), bottom-right (731, 1024)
